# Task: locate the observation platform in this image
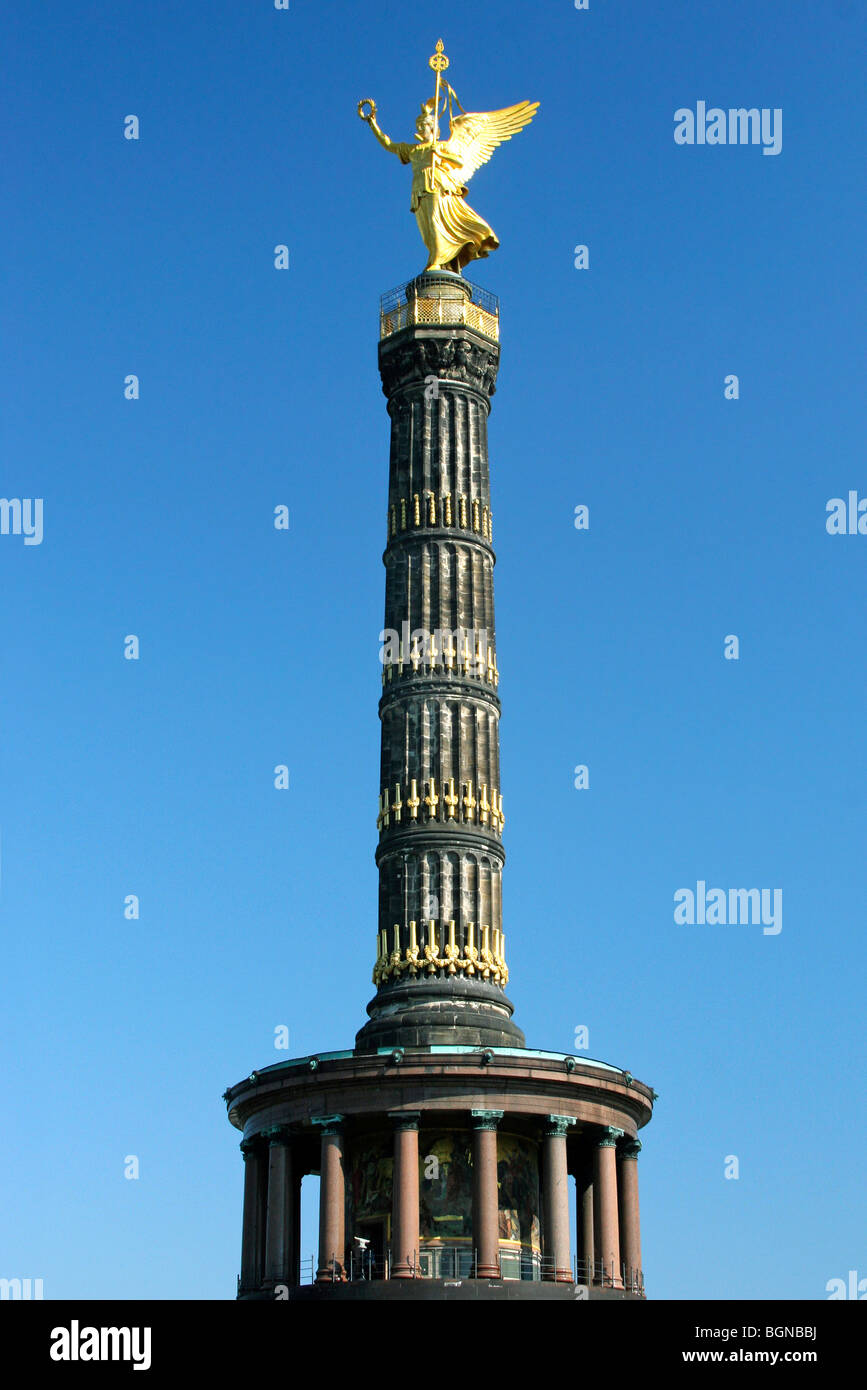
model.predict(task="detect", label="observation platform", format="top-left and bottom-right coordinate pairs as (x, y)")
top-left (379, 272), bottom-right (499, 343)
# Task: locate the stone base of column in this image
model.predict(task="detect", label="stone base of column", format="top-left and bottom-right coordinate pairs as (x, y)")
top-left (279, 1280), bottom-right (642, 1302)
top-left (355, 976), bottom-right (525, 1052)
top-left (226, 1047), bottom-right (653, 1300)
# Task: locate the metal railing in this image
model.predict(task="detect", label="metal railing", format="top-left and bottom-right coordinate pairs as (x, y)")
top-left (573, 1257), bottom-right (645, 1295)
top-left (290, 1250), bottom-right (644, 1293)
top-left (379, 280), bottom-right (500, 343)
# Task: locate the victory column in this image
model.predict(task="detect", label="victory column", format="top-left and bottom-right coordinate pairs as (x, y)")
top-left (225, 41), bottom-right (654, 1300)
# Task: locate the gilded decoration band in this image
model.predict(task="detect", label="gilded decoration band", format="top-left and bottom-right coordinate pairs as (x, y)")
top-left (380, 296), bottom-right (499, 344)
top-left (389, 492), bottom-right (493, 541)
top-left (377, 778), bottom-right (503, 833)
top-left (381, 637), bottom-right (499, 688)
top-left (373, 919), bottom-right (508, 986)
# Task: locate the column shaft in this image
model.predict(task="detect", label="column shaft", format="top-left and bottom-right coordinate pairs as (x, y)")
top-left (390, 1116), bottom-right (420, 1278)
top-left (593, 1130), bottom-right (623, 1288)
top-left (619, 1142), bottom-right (643, 1293)
top-left (542, 1121), bottom-right (574, 1282)
top-left (316, 1124), bottom-right (346, 1282)
top-left (578, 1161), bottom-right (595, 1281)
top-left (357, 280), bottom-right (525, 1056)
top-left (264, 1132), bottom-right (293, 1285)
top-left (291, 1172), bottom-right (301, 1286)
top-left (472, 1113), bottom-right (502, 1279)
top-left (240, 1142), bottom-right (265, 1292)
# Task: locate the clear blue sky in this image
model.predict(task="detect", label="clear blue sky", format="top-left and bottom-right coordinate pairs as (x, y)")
top-left (2, 0), bottom-right (864, 1301)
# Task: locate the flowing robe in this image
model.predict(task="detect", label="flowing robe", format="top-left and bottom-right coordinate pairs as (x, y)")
top-left (391, 139), bottom-right (499, 272)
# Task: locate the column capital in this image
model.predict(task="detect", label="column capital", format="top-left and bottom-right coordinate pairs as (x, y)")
top-left (619, 1139), bottom-right (642, 1160)
top-left (379, 330), bottom-right (500, 403)
top-left (471, 1109), bottom-right (504, 1131)
top-left (311, 1114), bottom-right (344, 1136)
top-left (544, 1114), bottom-right (577, 1138)
top-left (595, 1125), bottom-right (625, 1148)
top-left (387, 1110), bottom-right (421, 1131)
top-left (240, 1135), bottom-right (265, 1157)
top-left (264, 1124), bottom-right (292, 1146)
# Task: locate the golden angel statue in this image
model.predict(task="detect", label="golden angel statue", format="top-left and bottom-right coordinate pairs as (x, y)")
top-left (358, 41), bottom-right (538, 274)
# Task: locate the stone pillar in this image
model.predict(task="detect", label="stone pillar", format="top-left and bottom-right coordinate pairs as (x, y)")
top-left (314, 1116), bottom-right (345, 1283)
top-left (263, 1126), bottom-right (293, 1287)
top-left (239, 1136), bottom-right (266, 1293)
top-left (618, 1139), bottom-right (643, 1293)
top-left (389, 1111), bottom-right (421, 1278)
top-left (542, 1116), bottom-right (575, 1282)
top-left (577, 1154), bottom-right (595, 1282)
top-left (291, 1168), bottom-right (301, 1286)
top-left (471, 1110), bottom-right (503, 1279)
top-left (593, 1126), bottom-right (624, 1288)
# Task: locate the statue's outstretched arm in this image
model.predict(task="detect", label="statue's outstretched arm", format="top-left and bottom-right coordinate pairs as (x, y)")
top-left (358, 100), bottom-right (405, 157)
top-left (368, 114), bottom-right (401, 155)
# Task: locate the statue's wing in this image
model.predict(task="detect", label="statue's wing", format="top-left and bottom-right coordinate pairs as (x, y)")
top-left (442, 101), bottom-right (539, 184)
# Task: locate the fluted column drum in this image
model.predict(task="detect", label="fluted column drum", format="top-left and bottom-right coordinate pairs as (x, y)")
top-left (357, 272), bottom-right (523, 1051)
